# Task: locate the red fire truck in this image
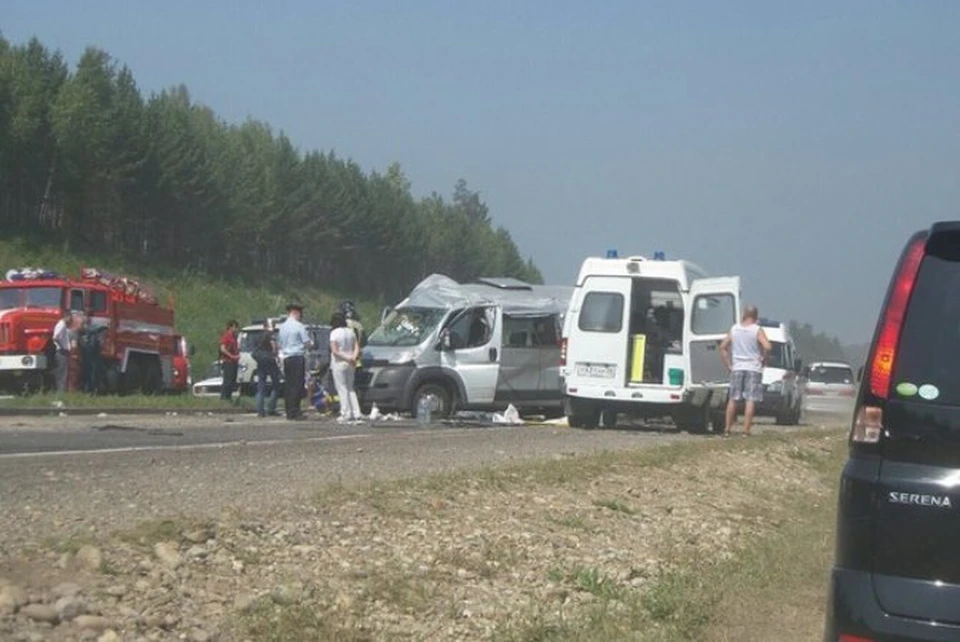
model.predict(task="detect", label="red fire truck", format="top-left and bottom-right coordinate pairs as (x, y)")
top-left (0, 267), bottom-right (185, 395)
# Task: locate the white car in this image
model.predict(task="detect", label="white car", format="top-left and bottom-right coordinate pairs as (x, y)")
top-left (191, 362), bottom-right (223, 397)
top-left (802, 361), bottom-right (857, 417)
top-left (237, 320), bottom-right (332, 396)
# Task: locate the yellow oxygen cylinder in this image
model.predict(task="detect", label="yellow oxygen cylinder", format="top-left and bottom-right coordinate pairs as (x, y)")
top-left (630, 334), bottom-right (647, 383)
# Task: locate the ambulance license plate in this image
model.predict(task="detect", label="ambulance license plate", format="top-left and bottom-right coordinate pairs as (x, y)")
top-left (576, 363), bottom-right (617, 379)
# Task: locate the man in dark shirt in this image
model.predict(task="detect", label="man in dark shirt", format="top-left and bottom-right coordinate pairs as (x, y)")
top-left (253, 330), bottom-right (281, 417)
top-left (219, 320), bottom-right (240, 401)
top-left (79, 318), bottom-right (106, 394)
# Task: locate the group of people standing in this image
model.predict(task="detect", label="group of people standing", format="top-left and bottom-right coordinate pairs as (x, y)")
top-left (220, 301), bottom-right (364, 423)
top-left (50, 311), bottom-right (106, 394)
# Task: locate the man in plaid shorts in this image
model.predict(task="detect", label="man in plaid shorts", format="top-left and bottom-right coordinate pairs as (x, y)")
top-left (719, 305), bottom-right (771, 436)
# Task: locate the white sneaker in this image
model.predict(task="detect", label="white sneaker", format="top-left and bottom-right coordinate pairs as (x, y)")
top-left (336, 417), bottom-right (350, 424)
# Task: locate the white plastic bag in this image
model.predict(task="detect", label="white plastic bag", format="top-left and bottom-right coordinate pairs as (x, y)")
top-left (493, 404), bottom-right (523, 425)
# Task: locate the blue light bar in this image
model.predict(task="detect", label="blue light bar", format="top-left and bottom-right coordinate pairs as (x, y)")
top-left (606, 249), bottom-right (618, 258)
top-left (653, 251), bottom-right (665, 261)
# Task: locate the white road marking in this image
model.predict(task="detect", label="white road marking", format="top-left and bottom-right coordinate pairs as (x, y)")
top-left (0, 426), bottom-right (517, 460)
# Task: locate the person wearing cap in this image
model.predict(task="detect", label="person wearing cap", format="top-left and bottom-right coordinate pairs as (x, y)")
top-left (276, 302), bottom-right (312, 420)
top-left (341, 301), bottom-right (365, 346)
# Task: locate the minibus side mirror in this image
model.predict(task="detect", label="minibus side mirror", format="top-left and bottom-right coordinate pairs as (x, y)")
top-left (436, 330), bottom-right (452, 351)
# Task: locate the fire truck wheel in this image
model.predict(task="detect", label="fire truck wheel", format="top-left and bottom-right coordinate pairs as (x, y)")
top-left (105, 365), bottom-right (121, 395)
top-left (19, 373), bottom-right (44, 396)
top-left (143, 359), bottom-right (162, 395)
top-left (121, 359), bottom-right (143, 396)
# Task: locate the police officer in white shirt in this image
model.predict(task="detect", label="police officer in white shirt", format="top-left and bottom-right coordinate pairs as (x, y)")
top-left (276, 302), bottom-right (312, 420)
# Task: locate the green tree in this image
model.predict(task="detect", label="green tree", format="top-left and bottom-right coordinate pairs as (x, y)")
top-left (0, 34), bottom-right (544, 308)
top-left (0, 37), bottom-right (68, 232)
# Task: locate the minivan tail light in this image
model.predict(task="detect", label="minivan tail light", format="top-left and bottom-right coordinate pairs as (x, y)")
top-left (560, 338), bottom-right (568, 366)
top-left (838, 634), bottom-right (876, 642)
top-left (869, 235), bottom-right (926, 398)
top-left (852, 406), bottom-right (883, 443)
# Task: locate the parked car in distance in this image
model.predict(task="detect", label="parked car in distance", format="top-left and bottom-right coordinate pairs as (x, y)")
top-left (192, 362), bottom-right (222, 397)
top-left (824, 221), bottom-right (960, 641)
top-left (237, 320), bottom-right (331, 396)
top-left (754, 319), bottom-right (804, 426)
top-left (802, 360), bottom-right (857, 416)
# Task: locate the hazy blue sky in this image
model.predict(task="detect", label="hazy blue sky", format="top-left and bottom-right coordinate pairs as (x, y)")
top-left (5, 1), bottom-right (959, 342)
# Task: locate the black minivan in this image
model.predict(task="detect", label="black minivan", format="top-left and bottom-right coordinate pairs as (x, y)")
top-left (825, 222), bottom-right (960, 641)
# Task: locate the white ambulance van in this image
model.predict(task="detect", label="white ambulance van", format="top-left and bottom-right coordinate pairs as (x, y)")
top-left (561, 252), bottom-right (740, 433)
top-left (754, 318), bottom-right (804, 425)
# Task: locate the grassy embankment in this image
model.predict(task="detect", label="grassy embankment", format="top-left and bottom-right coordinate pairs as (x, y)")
top-left (223, 428), bottom-right (846, 641)
top-left (0, 237), bottom-right (381, 406)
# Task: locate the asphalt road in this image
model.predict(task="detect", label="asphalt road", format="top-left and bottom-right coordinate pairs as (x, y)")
top-left (0, 413), bottom-right (442, 456)
top-left (0, 413), bottom-right (691, 458)
top-left (0, 412), bottom-right (708, 541)
top-left (0, 406), bottom-right (852, 458)
top-left (0, 410), bottom-right (852, 549)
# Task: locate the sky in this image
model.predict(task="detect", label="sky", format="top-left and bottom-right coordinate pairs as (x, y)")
top-left (5, 1), bottom-right (959, 343)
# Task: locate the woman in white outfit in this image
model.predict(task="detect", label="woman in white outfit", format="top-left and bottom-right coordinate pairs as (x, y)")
top-left (329, 311), bottom-right (362, 423)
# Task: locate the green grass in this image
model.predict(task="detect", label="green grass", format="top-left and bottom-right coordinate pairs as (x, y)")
top-left (117, 518), bottom-right (189, 548)
top-left (237, 601), bottom-right (374, 642)
top-left (547, 514), bottom-right (595, 533)
top-left (553, 566), bottom-right (627, 601)
top-left (592, 498), bottom-right (637, 515)
top-left (0, 391), bottom-right (255, 410)
top-left (49, 534), bottom-right (97, 555)
top-left (0, 236), bottom-right (382, 373)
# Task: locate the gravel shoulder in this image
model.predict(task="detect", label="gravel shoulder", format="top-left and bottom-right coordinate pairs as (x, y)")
top-left (0, 414), bottom-right (846, 641)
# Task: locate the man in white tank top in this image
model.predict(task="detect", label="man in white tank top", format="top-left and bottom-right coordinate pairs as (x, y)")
top-left (719, 305), bottom-right (771, 436)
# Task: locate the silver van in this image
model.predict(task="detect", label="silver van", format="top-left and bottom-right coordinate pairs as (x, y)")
top-left (357, 275), bottom-right (573, 418)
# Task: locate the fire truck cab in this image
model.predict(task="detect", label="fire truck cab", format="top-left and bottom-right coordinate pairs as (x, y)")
top-left (0, 267), bottom-right (181, 395)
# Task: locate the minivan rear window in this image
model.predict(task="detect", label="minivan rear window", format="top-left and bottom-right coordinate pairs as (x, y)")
top-left (579, 292), bottom-right (624, 333)
top-left (808, 365), bottom-right (854, 384)
top-left (892, 238), bottom-right (960, 405)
